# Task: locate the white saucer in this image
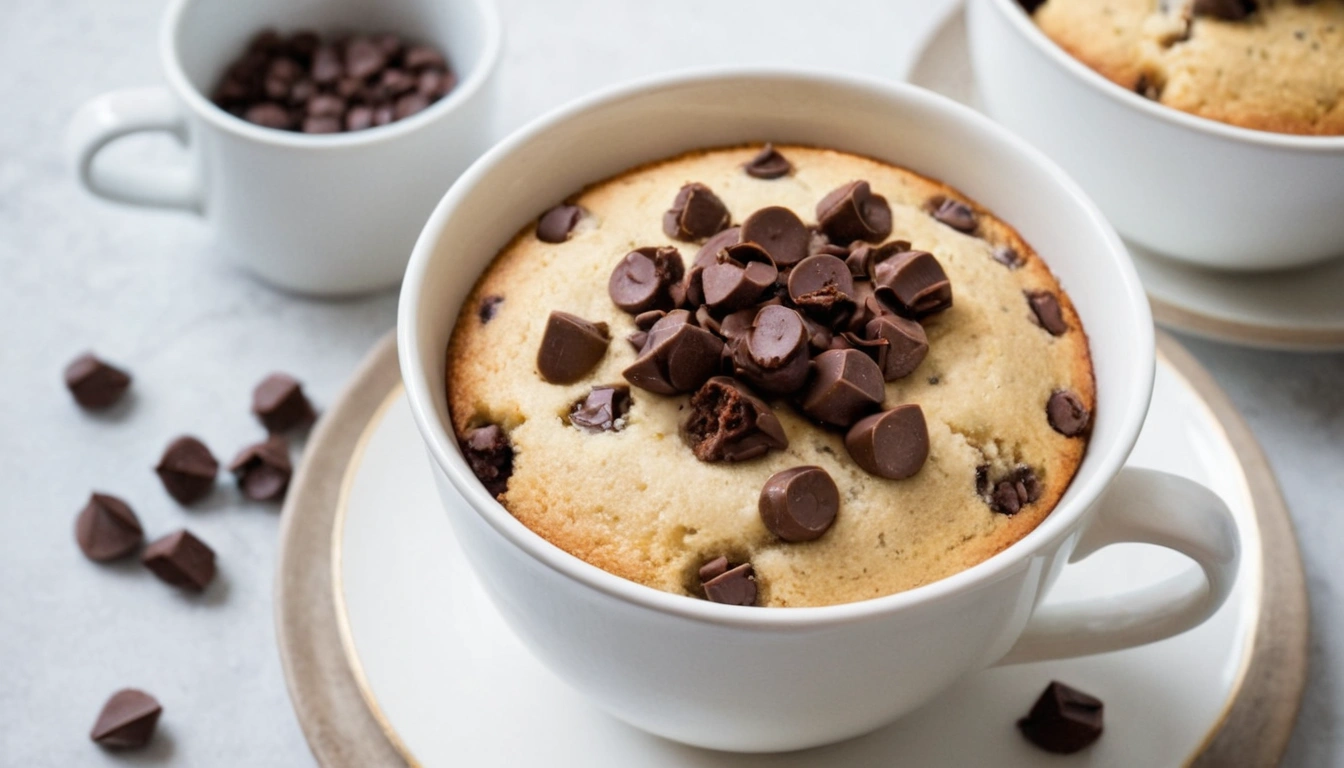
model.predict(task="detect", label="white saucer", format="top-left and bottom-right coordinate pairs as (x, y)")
top-left (903, 3), bottom-right (1344, 352)
top-left (303, 336), bottom-right (1301, 767)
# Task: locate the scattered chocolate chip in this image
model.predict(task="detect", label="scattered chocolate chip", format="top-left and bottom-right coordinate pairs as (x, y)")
top-left (536, 311), bottom-right (610, 384)
top-left (626, 330), bottom-right (648, 352)
top-left (925, 195), bottom-right (978, 234)
top-left (228, 435), bottom-right (292, 502)
top-left (142, 529), bottom-right (216, 591)
top-left (1192, 0), bottom-right (1257, 20)
top-left (702, 260), bottom-right (777, 313)
top-left (787, 254), bottom-right (856, 321)
top-left (743, 143), bottom-right (793, 179)
top-left (90, 689), bottom-right (161, 749)
top-left (815, 181), bottom-right (892, 245)
top-left (608, 246), bottom-right (685, 314)
top-left (872, 250), bottom-right (953, 318)
top-left (64, 353), bottom-right (131, 410)
top-left (698, 556), bottom-right (730, 582)
top-left (741, 206), bottom-right (809, 268)
top-left (682, 376), bottom-right (788, 462)
top-left (1047, 390), bottom-right (1090, 437)
top-left (864, 314), bottom-right (929, 380)
top-left (845, 405), bottom-right (930, 480)
top-left (461, 424), bottom-right (513, 496)
top-left (155, 436), bottom-right (218, 505)
top-left (759, 466), bottom-right (840, 542)
top-left (478, 295), bottom-right (504, 323)
top-left (731, 305), bottom-right (811, 395)
top-left (1018, 681), bottom-right (1104, 754)
top-left (536, 204), bottom-right (583, 243)
top-left (702, 562), bottom-right (757, 606)
top-left (1027, 291), bottom-right (1068, 335)
top-left (663, 183), bottom-right (731, 241)
top-left (993, 245), bottom-right (1025, 269)
top-left (800, 349), bottom-right (885, 427)
top-left (252, 373), bottom-right (316, 433)
top-left (623, 311), bottom-right (724, 395)
top-left (75, 493), bottom-right (143, 562)
top-left (570, 386), bottom-right (632, 432)
top-left (988, 465), bottom-right (1044, 515)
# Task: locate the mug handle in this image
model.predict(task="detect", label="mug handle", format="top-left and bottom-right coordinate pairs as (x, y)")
top-left (67, 86), bottom-right (203, 212)
top-left (997, 467), bottom-right (1240, 665)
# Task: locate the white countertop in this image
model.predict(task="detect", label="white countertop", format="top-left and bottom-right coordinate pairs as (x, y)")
top-left (2, 0), bottom-right (1340, 765)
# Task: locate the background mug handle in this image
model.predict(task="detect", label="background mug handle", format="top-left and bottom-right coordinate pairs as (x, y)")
top-left (998, 467), bottom-right (1240, 665)
top-left (67, 86), bottom-right (203, 212)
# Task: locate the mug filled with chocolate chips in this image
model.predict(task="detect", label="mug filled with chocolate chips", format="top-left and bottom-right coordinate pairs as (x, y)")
top-left (66, 0), bottom-right (500, 294)
top-left (398, 71), bottom-right (1242, 752)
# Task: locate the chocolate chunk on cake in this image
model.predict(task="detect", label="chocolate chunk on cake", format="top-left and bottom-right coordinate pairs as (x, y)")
top-left (445, 144), bottom-right (1094, 607)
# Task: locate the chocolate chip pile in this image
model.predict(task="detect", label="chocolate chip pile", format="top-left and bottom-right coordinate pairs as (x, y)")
top-left (62, 354), bottom-right (317, 750)
top-left (211, 29), bottom-right (456, 134)
top-left (458, 144), bottom-right (1091, 607)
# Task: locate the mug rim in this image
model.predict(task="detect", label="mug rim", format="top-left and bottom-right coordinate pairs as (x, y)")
top-left (981, 0), bottom-right (1344, 153)
top-left (398, 66), bottom-right (1155, 629)
top-left (157, 0), bottom-right (502, 150)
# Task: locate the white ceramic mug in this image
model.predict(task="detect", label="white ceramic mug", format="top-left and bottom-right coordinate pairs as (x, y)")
top-left (66, 0), bottom-right (500, 295)
top-left (398, 70), bottom-right (1241, 753)
top-left (966, 0), bottom-right (1344, 272)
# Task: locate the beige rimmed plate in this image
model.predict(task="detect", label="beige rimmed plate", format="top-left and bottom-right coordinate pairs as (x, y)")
top-left (276, 331), bottom-right (1306, 766)
top-left (903, 2), bottom-right (1344, 352)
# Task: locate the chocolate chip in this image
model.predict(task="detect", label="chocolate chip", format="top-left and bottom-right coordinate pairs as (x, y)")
top-left (536, 204), bottom-right (584, 243)
top-left (744, 143), bottom-right (793, 179)
top-left (682, 376), bottom-right (788, 462)
top-left (307, 93), bottom-right (344, 117)
top-left (461, 424), bottom-right (513, 496)
top-left (64, 353), bottom-right (131, 409)
top-left (1027, 291), bottom-right (1068, 335)
top-left (702, 563), bottom-right (757, 606)
top-left (344, 36), bottom-right (387, 79)
top-left (925, 195), bottom-right (978, 233)
top-left (873, 250), bottom-right (953, 318)
top-left (845, 405), bottom-right (930, 480)
top-left (570, 386), bottom-right (632, 432)
top-left (988, 465), bottom-right (1043, 515)
top-left (90, 689), bottom-right (161, 749)
top-left (663, 183), bottom-right (731, 241)
top-left (702, 260), bottom-right (776, 313)
top-left (243, 102), bottom-right (291, 129)
top-left (394, 92), bottom-right (430, 120)
top-left (142, 529), bottom-right (216, 591)
top-left (993, 245), bottom-right (1025, 269)
top-left (623, 310), bottom-right (724, 395)
top-left (718, 307), bottom-right (757, 342)
top-left (626, 330), bottom-right (648, 352)
top-left (741, 206), bottom-right (809, 267)
top-left (345, 105), bottom-right (374, 131)
top-left (1047, 390), bottom-right (1090, 437)
top-left (75, 493), bottom-right (143, 562)
top-left (815, 181), bottom-right (892, 245)
top-left (252, 373), bottom-right (316, 433)
top-left (693, 226), bottom-right (743, 267)
top-left (800, 349), bottom-right (885, 427)
top-left (155, 436), bottom-right (218, 505)
top-left (228, 435), bottom-right (292, 501)
top-left (537, 311), bottom-right (610, 384)
top-left (404, 44), bottom-right (448, 70)
top-left (1134, 73), bottom-right (1163, 100)
top-left (863, 314), bottom-right (929, 380)
top-left (787, 254), bottom-right (856, 322)
top-left (809, 227), bottom-right (849, 259)
top-left (311, 46), bottom-right (342, 83)
top-left (759, 466), bottom-right (839, 542)
top-left (1192, 0), bottom-right (1256, 20)
top-left (731, 305), bottom-right (811, 395)
top-left (698, 556), bottom-right (730, 582)
top-left (478, 295), bottom-right (504, 323)
top-left (1018, 681), bottom-right (1104, 754)
top-left (608, 246), bottom-right (685, 314)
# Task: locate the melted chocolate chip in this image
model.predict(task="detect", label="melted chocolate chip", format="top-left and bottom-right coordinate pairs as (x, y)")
top-left (682, 376), bottom-right (788, 462)
top-left (608, 246), bottom-right (685, 314)
top-left (536, 311), bottom-right (610, 384)
top-left (693, 226), bottom-right (743, 267)
top-left (698, 556), bottom-right (730, 582)
top-left (76, 493), bottom-right (144, 562)
top-left (800, 349), bottom-right (885, 428)
top-left (461, 424), bottom-right (513, 496)
top-left (623, 310), bottom-right (724, 395)
top-left (663, 183), bottom-right (731, 241)
top-left (1018, 682), bottom-right (1104, 754)
top-left (845, 405), bottom-right (930, 480)
top-left (759, 466), bottom-right (839, 542)
top-left (925, 195), bottom-right (978, 233)
top-left (702, 562), bottom-right (757, 606)
top-left (731, 305), bottom-right (811, 395)
top-left (743, 143), bottom-right (793, 179)
top-left (815, 181), bottom-right (893, 245)
top-left (1192, 0), bottom-right (1257, 20)
top-left (570, 386), bottom-right (632, 432)
top-left (741, 206), bottom-right (809, 268)
top-left (993, 246), bottom-right (1025, 269)
top-left (872, 250), bottom-right (953, 318)
top-left (702, 260), bottom-right (777, 313)
top-left (787, 254), bottom-right (856, 322)
top-left (536, 204), bottom-right (584, 243)
top-left (864, 314), bottom-right (929, 380)
top-left (1047, 390), bottom-right (1090, 437)
top-left (478, 295), bottom-right (504, 323)
top-left (987, 465), bottom-right (1043, 515)
top-left (1027, 291), bottom-right (1068, 335)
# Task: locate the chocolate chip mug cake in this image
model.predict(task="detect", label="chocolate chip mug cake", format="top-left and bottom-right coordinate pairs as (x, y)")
top-left (445, 144), bottom-right (1095, 608)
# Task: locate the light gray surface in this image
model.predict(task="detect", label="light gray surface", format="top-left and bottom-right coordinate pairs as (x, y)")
top-left (0, 0), bottom-right (1339, 765)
